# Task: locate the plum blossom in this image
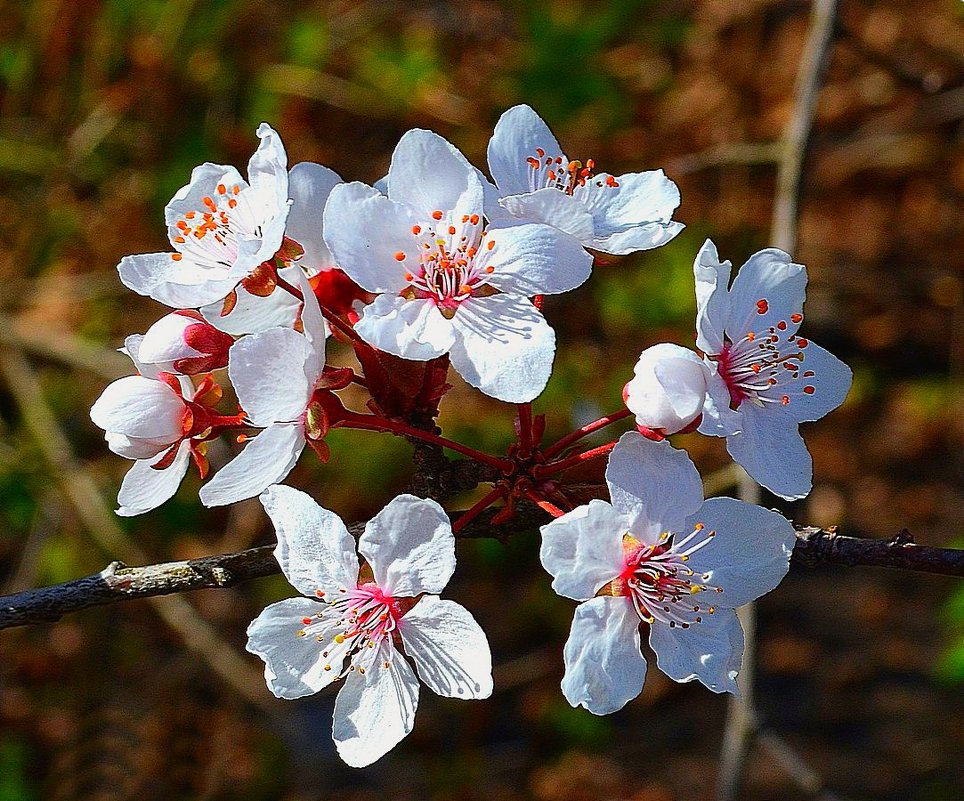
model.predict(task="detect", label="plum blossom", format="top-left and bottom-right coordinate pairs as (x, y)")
top-left (138, 310), bottom-right (234, 375)
top-left (623, 343), bottom-right (710, 438)
top-left (540, 432), bottom-right (796, 713)
top-left (118, 123), bottom-right (292, 309)
top-left (199, 272), bottom-right (332, 507)
top-left (247, 486), bottom-right (492, 767)
top-left (485, 104), bottom-right (683, 255)
top-left (693, 239), bottom-right (852, 500)
top-left (323, 128), bottom-right (593, 403)
top-left (90, 336), bottom-right (238, 516)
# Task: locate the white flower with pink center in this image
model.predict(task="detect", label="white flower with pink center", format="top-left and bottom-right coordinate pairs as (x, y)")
top-left (323, 128), bottom-right (593, 403)
top-left (540, 432), bottom-right (796, 713)
top-left (484, 104), bottom-right (684, 255)
top-left (247, 486), bottom-right (493, 768)
top-left (693, 239), bottom-right (852, 500)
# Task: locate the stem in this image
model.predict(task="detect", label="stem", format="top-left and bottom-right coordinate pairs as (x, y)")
top-left (274, 272), bottom-right (363, 344)
top-left (273, 272), bottom-right (304, 301)
top-left (452, 486), bottom-right (507, 534)
top-left (542, 408), bottom-right (632, 459)
top-left (517, 403), bottom-right (533, 457)
top-left (535, 440), bottom-right (618, 477)
top-left (339, 412), bottom-right (512, 472)
top-left (522, 488), bottom-right (566, 518)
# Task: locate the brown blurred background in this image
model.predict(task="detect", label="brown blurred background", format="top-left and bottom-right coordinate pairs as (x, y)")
top-left (0, 1), bottom-right (962, 799)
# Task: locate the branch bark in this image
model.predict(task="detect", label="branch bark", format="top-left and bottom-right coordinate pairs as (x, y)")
top-left (1, 519), bottom-right (960, 631)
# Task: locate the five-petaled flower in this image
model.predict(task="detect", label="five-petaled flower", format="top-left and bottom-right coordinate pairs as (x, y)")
top-left (694, 239), bottom-right (853, 500)
top-left (540, 432), bottom-right (796, 714)
top-left (247, 486), bottom-right (493, 767)
top-left (323, 128), bottom-right (593, 403)
top-left (484, 104), bottom-right (684, 255)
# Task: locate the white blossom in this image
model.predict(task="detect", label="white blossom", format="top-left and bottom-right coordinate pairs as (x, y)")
top-left (623, 343), bottom-right (710, 437)
top-left (247, 486), bottom-right (493, 767)
top-left (540, 432), bottom-right (795, 713)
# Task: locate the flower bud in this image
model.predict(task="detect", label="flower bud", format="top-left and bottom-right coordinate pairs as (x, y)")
top-left (623, 344), bottom-right (709, 437)
top-left (90, 375), bottom-right (188, 460)
top-left (139, 311), bottom-right (234, 375)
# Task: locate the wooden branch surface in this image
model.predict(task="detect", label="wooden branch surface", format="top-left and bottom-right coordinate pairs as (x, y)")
top-left (1, 517), bottom-right (960, 631)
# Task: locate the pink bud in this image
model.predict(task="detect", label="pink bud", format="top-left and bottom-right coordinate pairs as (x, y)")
top-left (139, 311), bottom-right (234, 375)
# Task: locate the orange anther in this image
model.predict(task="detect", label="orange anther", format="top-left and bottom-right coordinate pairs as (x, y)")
top-left (228, 198), bottom-right (237, 208)
top-left (184, 211), bottom-right (196, 219)
top-left (404, 272), bottom-right (414, 281)
top-left (232, 184), bottom-right (240, 194)
top-left (302, 617), bottom-right (312, 625)
top-left (526, 157), bottom-right (540, 169)
top-left (535, 147), bottom-right (545, 158)
top-left (470, 214), bottom-right (480, 225)
top-left (746, 331), bottom-right (756, 341)
top-left (485, 265), bottom-right (495, 273)
top-left (174, 236), bottom-right (185, 244)
top-left (756, 299), bottom-right (769, 314)
top-left (217, 184), bottom-right (226, 194)
top-left (171, 253), bottom-right (183, 261)
top-left (751, 363), bottom-right (761, 373)
top-left (781, 395), bottom-right (790, 406)
top-left (790, 313), bottom-right (803, 323)
top-left (432, 210), bottom-right (443, 220)
top-left (394, 251), bottom-right (406, 261)
top-left (803, 385), bottom-right (816, 394)
top-left (803, 370), bottom-right (815, 378)
top-left (448, 225), bottom-right (457, 235)
top-left (777, 320), bottom-right (787, 330)
top-left (797, 338), bottom-right (809, 348)
top-left (202, 196), bottom-right (216, 210)
top-left (487, 239), bottom-right (496, 250)
top-left (412, 225), bottom-right (421, 235)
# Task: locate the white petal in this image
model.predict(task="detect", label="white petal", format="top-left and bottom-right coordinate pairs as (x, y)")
top-left (725, 404), bottom-right (812, 500)
top-left (449, 294), bottom-right (555, 403)
top-left (286, 161), bottom-right (342, 273)
top-left (480, 171), bottom-right (519, 226)
top-left (589, 220), bottom-right (685, 256)
top-left (359, 495), bottom-right (455, 597)
top-left (727, 248), bottom-right (807, 340)
top-left (781, 342), bottom-right (852, 423)
top-left (115, 441), bottom-right (191, 517)
top-left (105, 431), bottom-right (177, 461)
top-left (90, 375), bottom-right (185, 440)
top-left (333, 642), bottom-right (419, 768)
top-left (200, 281), bottom-right (301, 336)
top-left (247, 123), bottom-right (289, 201)
top-left (259, 484), bottom-right (360, 597)
top-left (354, 294), bottom-right (456, 361)
top-left (478, 223), bottom-right (592, 296)
top-left (198, 423), bottom-right (305, 507)
top-left (561, 596), bottom-right (648, 715)
top-left (648, 607), bottom-right (744, 694)
top-left (539, 500), bottom-right (627, 601)
top-left (500, 188), bottom-right (595, 244)
top-left (683, 497), bottom-right (796, 608)
top-left (117, 252), bottom-right (239, 308)
top-left (624, 344), bottom-right (709, 433)
top-left (579, 169), bottom-right (682, 254)
top-left (322, 182), bottom-right (418, 294)
top-left (227, 327), bottom-right (313, 426)
top-left (246, 597), bottom-right (343, 699)
top-left (387, 129), bottom-right (483, 220)
top-left (698, 360), bottom-right (742, 437)
top-left (487, 104), bottom-right (564, 196)
top-left (605, 432), bottom-right (704, 542)
top-left (693, 239), bottom-right (731, 355)
top-left (399, 596), bottom-right (493, 699)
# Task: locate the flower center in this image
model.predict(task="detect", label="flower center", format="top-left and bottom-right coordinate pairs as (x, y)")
top-left (615, 526), bottom-right (723, 629)
top-left (169, 182), bottom-right (256, 271)
top-left (713, 302), bottom-right (813, 410)
top-left (298, 582), bottom-right (403, 675)
top-left (524, 148), bottom-right (619, 196)
top-left (396, 213), bottom-right (498, 315)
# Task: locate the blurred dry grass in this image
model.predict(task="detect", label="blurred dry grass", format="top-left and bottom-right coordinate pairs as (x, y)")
top-left (0, 1), bottom-right (962, 799)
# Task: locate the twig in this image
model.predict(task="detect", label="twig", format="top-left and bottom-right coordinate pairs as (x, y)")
top-left (0, 522), bottom-right (960, 632)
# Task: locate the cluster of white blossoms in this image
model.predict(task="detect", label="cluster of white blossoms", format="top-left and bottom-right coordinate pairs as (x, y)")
top-left (90, 105), bottom-right (851, 767)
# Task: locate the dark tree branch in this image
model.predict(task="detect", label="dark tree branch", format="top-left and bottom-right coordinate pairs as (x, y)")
top-left (0, 517), bottom-right (960, 631)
